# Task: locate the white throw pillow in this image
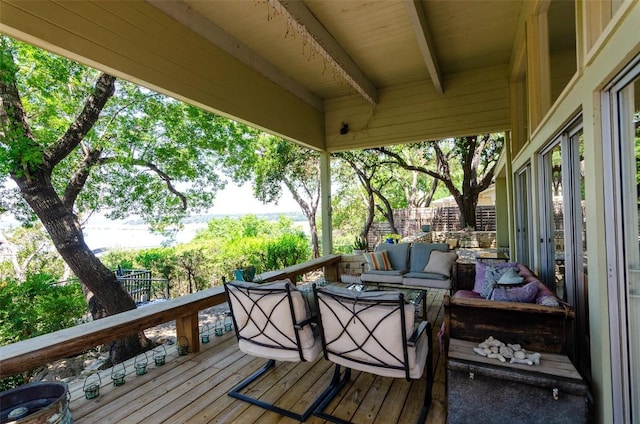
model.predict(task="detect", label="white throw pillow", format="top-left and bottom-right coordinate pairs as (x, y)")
top-left (423, 250), bottom-right (458, 277)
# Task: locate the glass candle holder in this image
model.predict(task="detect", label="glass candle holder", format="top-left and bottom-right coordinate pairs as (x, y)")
top-left (153, 345), bottom-right (167, 366)
top-left (200, 324), bottom-right (210, 343)
top-left (83, 373), bottom-right (101, 399)
top-left (177, 336), bottom-right (189, 356)
top-left (111, 363), bottom-right (126, 386)
top-left (214, 315), bottom-right (224, 336)
top-left (135, 352), bottom-right (148, 375)
top-left (224, 314), bottom-right (233, 332)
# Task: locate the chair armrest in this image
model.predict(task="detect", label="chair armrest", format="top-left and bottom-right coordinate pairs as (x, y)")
top-left (408, 320), bottom-right (431, 347)
top-left (295, 315), bottom-right (316, 329)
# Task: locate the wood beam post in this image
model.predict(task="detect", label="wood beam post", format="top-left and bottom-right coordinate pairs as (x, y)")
top-left (273, 0), bottom-right (378, 105)
top-left (320, 151), bottom-right (333, 255)
top-left (403, 0), bottom-right (444, 94)
top-left (176, 313), bottom-right (200, 354)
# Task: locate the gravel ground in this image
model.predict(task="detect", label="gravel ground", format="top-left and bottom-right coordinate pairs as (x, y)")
top-left (31, 302), bottom-right (232, 386)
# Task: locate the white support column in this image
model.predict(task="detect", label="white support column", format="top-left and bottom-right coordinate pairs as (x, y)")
top-left (504, 131), bottom-right (516, 253)
top-left (320, 151), bottom-right (333, 255)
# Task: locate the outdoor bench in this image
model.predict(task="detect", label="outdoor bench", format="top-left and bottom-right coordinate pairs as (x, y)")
top-left (444, 261), bottom-right (585, 423)
top-left (360, 242), bottom-right (458, 290)
top-left (445, 261), bottom-right (574, 355)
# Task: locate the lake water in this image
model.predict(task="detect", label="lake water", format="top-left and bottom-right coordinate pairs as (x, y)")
top-left (82, 219), bottom-right (310, 251)
top-left (2, 212), bottom-right (309, 252)
top-left (82, 222), bottom-right (207, 250)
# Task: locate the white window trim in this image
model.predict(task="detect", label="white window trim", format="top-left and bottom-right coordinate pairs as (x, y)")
top-left (601, 53), bottom-right (640, 424)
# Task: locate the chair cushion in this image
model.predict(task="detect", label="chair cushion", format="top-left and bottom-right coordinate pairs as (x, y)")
top-left (316, 286), bottom-right (423, 378)
top-left (374, 242), bottom-right (411, 271)
top-left (497, 267), bottom-right (525, 285)
top-left (403, 271), bottom-right (448, 280)
top-left (226, 279), bottom-right (321, 362)
top-left (452, 289), bottom-right (484, 299)
top-left (473, 260), bottom-right (518, 293)
top-left (473, 261), bottom-right (519, 296)
top-left (408, 243), bottom-right (449, 272)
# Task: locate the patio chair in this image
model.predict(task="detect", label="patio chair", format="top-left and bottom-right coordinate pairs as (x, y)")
top-left (224, 279), bottom-right (349, 422)
top-left (313, 284), bottom-right (433, 424)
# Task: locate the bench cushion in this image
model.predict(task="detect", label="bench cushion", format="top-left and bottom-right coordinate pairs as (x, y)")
top-left (363, 250), bottom-right (392, 270)
top-left (423, 250), bottom-right (458, 277)
top-left (408, 243), bottom-right (449, 272)
top-left (360, 270), bottom-right (405, 284)
top-left (374, 242), bottom-right (411, 271)
top-left (403, 275), bottom-right (452, 289)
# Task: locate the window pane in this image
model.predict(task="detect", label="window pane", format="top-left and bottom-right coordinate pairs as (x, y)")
top-left (548, 0), bottom-right (577, 105)
top-left (621, 76), bottom-right (640, 417)
top-left (541, 143), bottom-right (565, 296)
top-left (516, 167), bottom-right (532, 265)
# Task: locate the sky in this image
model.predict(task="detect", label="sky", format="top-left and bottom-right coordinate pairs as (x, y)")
top-left (209, 182), bottom-right (299, 215)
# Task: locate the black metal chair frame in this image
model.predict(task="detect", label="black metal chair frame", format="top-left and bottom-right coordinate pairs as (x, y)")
top-left (224, 281), bottom-right (349, 422)
top-left (312, 285), bottom-right (433, 424)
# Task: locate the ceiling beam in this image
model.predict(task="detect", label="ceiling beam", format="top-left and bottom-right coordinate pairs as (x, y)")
top-left (147, 0), bottom-right (324, 112)
top-left (273, 0), bottom-right (378, 106)
top-left (403, 0), bottom-right (444, 94)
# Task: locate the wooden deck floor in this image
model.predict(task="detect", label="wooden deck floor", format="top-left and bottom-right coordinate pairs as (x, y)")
top-left (68, 289), bottom-right (449, 424)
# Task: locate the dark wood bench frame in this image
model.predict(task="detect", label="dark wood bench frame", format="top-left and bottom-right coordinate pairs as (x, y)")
top-left (444, 262), bottom-right (575, 355)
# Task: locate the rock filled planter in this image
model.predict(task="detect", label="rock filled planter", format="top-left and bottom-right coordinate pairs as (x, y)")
top-left (472, 336), bottom-right (541, 365)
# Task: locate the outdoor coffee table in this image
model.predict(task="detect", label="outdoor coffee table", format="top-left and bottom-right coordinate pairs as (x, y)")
top-left (301, 280), bottom-right (427, 320)
top-left (352, 281), bottom-right (426, 319)
top-left (298, 279), bottom-right (428, 321)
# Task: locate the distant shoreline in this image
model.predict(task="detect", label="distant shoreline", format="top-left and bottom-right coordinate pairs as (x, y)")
top-left (1, 211), bottom-right (308, 251)
top-left (83, 212), bottom-right (309, 251)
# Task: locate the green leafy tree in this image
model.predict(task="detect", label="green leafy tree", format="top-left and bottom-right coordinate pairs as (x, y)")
top-left (0, 224), bottom-right (66, 281)
top-left (334, 151), bottom-right (387, 240)
top-left (0, 274), bottom-right (86, 346)
top-left (174, 247), bottom-right (209, 295)
top-left (0, 273), bottom-right (87, 390)
top-left (223, 135), bottom-right (322, 257)
top-left (0, 37), bottom-right (255, 361)
top-left (377, 134), bottom-right (503, 229)
top-left (193, 215), bottom-right (311, 280)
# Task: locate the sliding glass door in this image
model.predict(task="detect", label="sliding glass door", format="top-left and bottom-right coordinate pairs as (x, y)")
top-left (515, 165), bottom-right (533, 266)
top-left (604, 56), bottom-right (640, 424)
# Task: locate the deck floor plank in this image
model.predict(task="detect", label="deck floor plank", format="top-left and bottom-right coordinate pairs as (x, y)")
top-left (68, 288), bottom-right (449, 424)
top-left (350, 374), bottom-right (394, 424)
top-left (375, 377), bottom-right (413, 424)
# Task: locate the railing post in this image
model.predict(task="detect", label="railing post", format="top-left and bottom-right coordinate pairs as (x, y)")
top-left (176, 313), bottom-right (200, 354)
top-left (324, 262), bottom-right (339, 282)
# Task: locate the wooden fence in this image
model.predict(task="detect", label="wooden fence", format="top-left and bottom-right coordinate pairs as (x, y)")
top-left (368, 206), bottom-right (496, 246)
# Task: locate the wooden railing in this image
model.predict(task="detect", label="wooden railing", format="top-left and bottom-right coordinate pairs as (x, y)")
top-left (0, 254), bottom-right (341, 379)
top-left (115, 269), bottom-right (170, 302)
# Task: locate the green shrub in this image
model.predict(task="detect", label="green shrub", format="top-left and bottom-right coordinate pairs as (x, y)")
top-left (97, 215), bottom-right (312, 292)
top-left (0, 273), bottom-right (87, 346)
top-left (0, 273), bottom-right (87, 390)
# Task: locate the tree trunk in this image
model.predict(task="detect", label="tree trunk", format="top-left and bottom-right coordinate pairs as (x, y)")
top-left (15, 173), bottom-right (151, 363)
top-left (454, 192), bottom-right (479, 229)
top-left (308, 215), bottom-right (319, 258)
top-left (362, 185), bottom-right (376, 241)
top-left (374, 194), bottom-right (399, 235)
top-left (423, 178), bottom-right (439, 208)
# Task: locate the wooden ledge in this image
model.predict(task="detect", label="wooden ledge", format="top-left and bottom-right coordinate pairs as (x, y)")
top-left (0, 286), bottom-right (227, 378)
